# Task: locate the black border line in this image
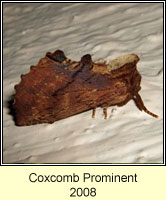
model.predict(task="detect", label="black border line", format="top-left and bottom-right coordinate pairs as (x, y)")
top-left (1, 1), bottom-right (165, 166)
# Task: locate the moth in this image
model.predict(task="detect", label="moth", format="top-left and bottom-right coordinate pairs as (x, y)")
top-left (13, 50), bottom-right (158, 126)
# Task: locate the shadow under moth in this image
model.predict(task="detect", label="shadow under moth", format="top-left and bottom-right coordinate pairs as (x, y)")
top-left (13, 50), bottom-right (158, 126)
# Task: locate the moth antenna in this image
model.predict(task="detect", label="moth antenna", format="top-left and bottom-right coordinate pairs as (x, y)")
top-left (133, 93), bottom-right (159, 118)
top-left (92, 108), bottom-right (96, 118)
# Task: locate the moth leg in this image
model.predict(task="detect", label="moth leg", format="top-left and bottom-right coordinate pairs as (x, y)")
top-left (103, 107), bottom-right (108, 120)
top-left (92, 108), bottom-right (96, 118)
top-left (133, 93), bottom-right (158, 118)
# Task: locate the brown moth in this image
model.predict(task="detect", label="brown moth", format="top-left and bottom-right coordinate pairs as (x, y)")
top-left (13, 50), bottom-right (158, 126)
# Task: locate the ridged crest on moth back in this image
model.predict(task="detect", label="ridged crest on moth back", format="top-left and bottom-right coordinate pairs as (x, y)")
top-left (80, 54), bottom-right (93, 70)
top-left (46, 50), bottom-right (67, 63)
top-left (81, 54), bottom-right (92, 65)
top-left (107, 54), bottom-right (140, 72)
